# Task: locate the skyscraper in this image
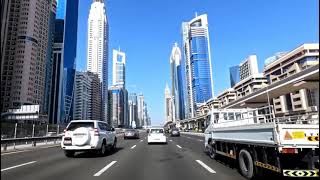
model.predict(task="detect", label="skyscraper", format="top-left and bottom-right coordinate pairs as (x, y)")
top-left (229, 65), bottom-right (240, 87)
top-left (164, 84), bottom-right (174, 123)
top-left (1, 0), bottom-right (52, 116)
top-left (112, 49), bottom-right (126, 88)
top-left (182, 14), bottom-right (214, 118)
top-left (87, 0), bottom-right (109, 122)
top-left (55, 0), bottom-right (79, 123)
top-left (137, 94), bottom-right (145, 127)
top-left (73, 71), bottom-right (92, 120)
top-left (88, 72), bottom-right (102, 120)
top-left (170, 43), bottom-right (185, 121)
top-left (108, 85), bottom-right (127, 127)
top-left (129, 93), bottom-right (138, 127)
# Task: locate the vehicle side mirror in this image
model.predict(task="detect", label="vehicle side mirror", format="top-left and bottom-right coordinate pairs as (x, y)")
top-left (111, 127), bottom-right (115, 131)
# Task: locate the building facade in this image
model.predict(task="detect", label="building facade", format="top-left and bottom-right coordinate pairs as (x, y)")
top-left (164, 84), bottom-right (174, 123)
top-left (88, 72), bottom-right (102, 120)
top-left (112, 49), bottom-right (126, 88)
top-left (108, 85), bottom-right (128, 127)
top-left (182, 14), bottom-right (214, 118)
top-left (233, 73), bottom-right (268, 98)
top-left (263, 43), bottom-right (319, 115)
top-left (87, 0), bottom-right (109, 122)
top-left (1, 0), bottom-right (51, 120)
top-left (229, 55), bottom-right (259, 87)
top-left (137, 94), bottom-right (145, 127)
top-left (129, 93), bottom-right (138, 128)
top-left (73, 71), bottom-right (92, 120)
top-left (170, 43), bottom-right (185, 121)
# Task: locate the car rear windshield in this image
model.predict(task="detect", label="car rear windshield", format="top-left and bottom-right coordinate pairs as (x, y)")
top-left (67, 122), bottom-right (94, 131)
top-left (150, 129), bottom-right (163, 133)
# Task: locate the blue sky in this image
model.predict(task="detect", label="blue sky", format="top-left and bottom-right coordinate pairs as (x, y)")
top-left (76, 0), bottom-right (319, 125)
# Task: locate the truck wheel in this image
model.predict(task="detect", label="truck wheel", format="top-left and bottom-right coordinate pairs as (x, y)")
top-left (208, 143), bottom-right (216, 159)
top-left (64, 150), bottom-right (75, 157)
top-left (238, 149), bottom-right (255, 179)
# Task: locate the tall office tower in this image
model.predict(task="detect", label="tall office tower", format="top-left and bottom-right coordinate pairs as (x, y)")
top-left (88, 72), bottom-right (102, 120)
top-left (44, 1), bottom-right (57, 116)
top-left (164, 84), bottom-right (174, 123)
top-left (112, 49), bottom-right (126, 87)
top-left (73, 71), bottom-right (92, 120)
top-left (1, 0), bottom-right (10, 76)
top-left (108, 85), bottom-right (127, 127)
top-left (229, 55), bottom-right (259, 87)
top-left (129, 93), bottom-right (138, 127)
top-left (54, 0), bottom-right (79, 123)
top-left (1, 0), bottom-right (51, 116)
top-left (48, 19), bottom-right (64, 124)
top-left (182, 14), bottom-right (214, 118)
top-left (170, 43), bottom-right (185, 121)
top-left (137, 94), bottom-right (145, 127)
top-left (87, 0), bottom-right (109, 122)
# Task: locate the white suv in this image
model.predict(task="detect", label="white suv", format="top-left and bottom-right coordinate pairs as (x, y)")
top-left (61, 120), bottom-right (117, 157)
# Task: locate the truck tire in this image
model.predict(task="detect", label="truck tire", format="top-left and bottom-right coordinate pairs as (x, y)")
top-left (64, 150), bottom-right (75, 158)
top-left (208, 143), bottom-right (216, 159)
top-left (238, 149), bottom-right (255, 179)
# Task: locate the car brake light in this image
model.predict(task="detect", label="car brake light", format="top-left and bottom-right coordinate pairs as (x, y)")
top-left (94, 128), bottom-right (99, 136)
top-left (281, 148), bottom-right (298, 154)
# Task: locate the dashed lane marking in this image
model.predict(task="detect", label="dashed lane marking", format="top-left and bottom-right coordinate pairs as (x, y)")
top-left (196, 160), bottom-right (216, 174)
top-left (1, 161), bottom-right (37, 172)
top-left (130, 145), bottom-right (137, 149)
top-left (93, 161), bottom-right (117, 176)
top-left (169, 140), bottom-right (173, 142)
top-left (198, 139), bottom-right (204, 142)
top-left (176, 145), bottom-right (182, 148)
top-left (140, 140), bottom-right (143, 142)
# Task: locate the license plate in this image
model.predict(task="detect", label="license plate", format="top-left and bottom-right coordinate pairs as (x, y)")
top-left (292, 131), bottom-right (305, 139)
top-left (64, 140), bottom-right (72, 144)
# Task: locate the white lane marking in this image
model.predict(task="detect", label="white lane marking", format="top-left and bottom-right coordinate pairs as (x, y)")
top-left (1, 161), bottom-right (37, 172)
top-left (198, 139), bottom-right (204, 142)
top-left (186, 136), bottom-right (191, 139)
top-left (140, 140), bottom-right (143, 142)
top-left (196, 160), bottom-right (216, 173)
top-left (130, 145), bottom-right (136, 149)
top-left (176, 145), bottom-right (182, 149)
top-left (169, 140), bottom-right (173, 142)
top-left (93, 161), bottom-right (117, 176)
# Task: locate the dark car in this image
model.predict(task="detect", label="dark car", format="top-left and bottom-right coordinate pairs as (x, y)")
top-left (170, 128), bottom-right (180, 137)
top-left (124, 129), bottom-right (139, 139)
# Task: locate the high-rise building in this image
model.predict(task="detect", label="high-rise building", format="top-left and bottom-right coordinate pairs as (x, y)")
top-left (1, 0), bottom-right (10, 76)
top-left (170, 43), bottom-right (185, 121)
top-left (164, 84), bottom-right (173, 123)
top-left (87, 0), bottom-right (109, 122)
top-left (129, 93), bottom-right (138, 127)
top-left (73, 71), bottom-right (92, 120)
top-left (137, 94), bottom-right (145, 127)
top-left (112, 49), bottom-right (126, 88)
top-left (44, 1), bottom-right (57, 116)
top-left (229, 55), bottom-right (259, 87)
top-left (1, 0), bottom-right (51, 117)
top-left (48, 19), bottom-right (64, 124)
top-left (108, 85), bottom-right (127, 127)
top-left (88, 72), bottom-right (102, 120)
top-left (182, 14), bottom-right (214, 118)
top-left (55, 0), bottom-right (79, 123)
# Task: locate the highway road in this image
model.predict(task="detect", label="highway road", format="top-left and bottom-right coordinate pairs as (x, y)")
top-left (1, 132), bottom-right (245, 180)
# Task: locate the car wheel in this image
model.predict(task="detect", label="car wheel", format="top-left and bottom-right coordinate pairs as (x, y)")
top-left (111, 138), bottom-right (117, 152)
top-left (64, 150), bottom-right (75, 158)
top-left (208, 143), bottom-right (216, 159)
top-left (238, 149), bottom-right (255, 179)
top-left (99, 142), bottom-right (107, 156)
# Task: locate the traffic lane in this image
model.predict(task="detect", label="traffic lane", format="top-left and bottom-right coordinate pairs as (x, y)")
top-left (100, 137), bottom-right (243, 180)
top-left (1, 135), bottom-right (145, 180)
top-left (169, 135), bottom-right (246, 180)
top-left (0, 132), bottom-right (143, 169)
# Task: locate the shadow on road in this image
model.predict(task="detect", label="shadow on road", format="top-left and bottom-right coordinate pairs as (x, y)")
top-left (73, 147), bottom-right (124, 158)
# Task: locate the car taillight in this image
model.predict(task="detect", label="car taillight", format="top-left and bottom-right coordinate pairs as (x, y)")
top-left (94, 128), bottom-right (99, 136)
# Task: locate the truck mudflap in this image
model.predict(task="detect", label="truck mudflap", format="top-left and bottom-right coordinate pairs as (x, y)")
top-left (283, 169), bottom-right (319, 177)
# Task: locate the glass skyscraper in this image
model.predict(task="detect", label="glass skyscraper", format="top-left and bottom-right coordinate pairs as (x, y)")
top-left (229, 65), bottom-right (240, 87)
top-left (182, 14), bottom-right (214, 118)
top-left (55, 0), bottom-right (79, 123)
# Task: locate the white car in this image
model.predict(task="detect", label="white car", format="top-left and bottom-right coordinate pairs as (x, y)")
top-left (147, 128), bottom-right (167, 144)
top-left (61, 120), bottom-right (117, 157)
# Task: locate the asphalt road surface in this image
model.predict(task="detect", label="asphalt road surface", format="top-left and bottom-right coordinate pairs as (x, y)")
top-left (1, 132), bottom-right (245, 180)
